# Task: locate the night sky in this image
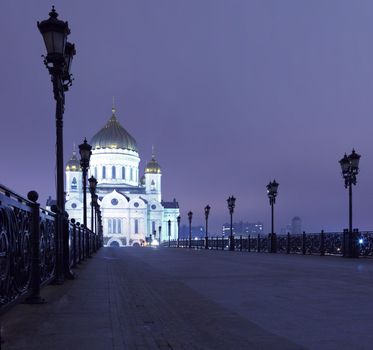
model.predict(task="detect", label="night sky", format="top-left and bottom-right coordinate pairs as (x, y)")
top-left (1, 1), bottom-right (373, 234)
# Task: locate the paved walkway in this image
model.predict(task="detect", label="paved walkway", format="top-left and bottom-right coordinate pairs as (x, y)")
top-left (2, 248), bottom-right (373, 349)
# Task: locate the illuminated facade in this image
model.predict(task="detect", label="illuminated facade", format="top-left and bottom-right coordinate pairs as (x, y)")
top-left (65, 106), bottom-right (180, 246)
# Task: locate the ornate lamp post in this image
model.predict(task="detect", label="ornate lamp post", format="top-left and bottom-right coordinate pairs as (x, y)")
top-left (177, 215), bottom-right (181, 248)
top-left (168, 219), bottom-right (171, 247)
top-left (266, 180), bottom-right (279, 253)
top-left (88, 176), bottom-right (98, 231)
top-left (227, 196), bottom-right (236, 251)
top-left (79, 138), bottom-right (92, 257)
top-left (339, 149), bottom-right (361, 258)
top-left (204, 205), bottom-right (211, 249)
top-left (38, 7), bottom-right (75, 283)
top-left (188, 211), bottom-right (193, 248)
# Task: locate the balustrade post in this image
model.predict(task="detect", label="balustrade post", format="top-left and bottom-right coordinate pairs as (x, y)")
top-left (320, 230), bottom-right (325, 256)
top-left (257, 234), bottom-right (260, 253)
top-left (222, 236), bottom-right (224, 250)
top-left (64, 212), bottom-right (74, 279)
top-left (240, 235), bottom-right (242, 252)
top-left (77, 222), bottom-right (82, 262)
top-left (302, 231), bottom-right (306, 255)
top-left (81, 224), bottom-right (86, 260)
top-left (248, 235), bottom-right (251, 252)
top-left (25, 191), bottom-right (45, 304)
top-left (51, 205), bottom-right (64, 284)
top-left (71, 218), bottom-right (77, 267)
top-left (287, 232), bottom-right (290, 254)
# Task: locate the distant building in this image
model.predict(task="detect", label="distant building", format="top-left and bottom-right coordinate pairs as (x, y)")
top-left (279, 217), bottom-right (302, 235)
top-left (291, 216), bottom-right (302, 234)
top-left (222, 221), bottom-right (263, 236)
top-left (180, 225), bottom-right (205, 239)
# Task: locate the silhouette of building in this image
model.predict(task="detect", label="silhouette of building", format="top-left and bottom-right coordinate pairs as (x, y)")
top-left (180, 225), bottom-right (205, 239)
top-left (222, 221), bottom-right (263, 236)
top-left (291, 216), bottom-right (302, 234)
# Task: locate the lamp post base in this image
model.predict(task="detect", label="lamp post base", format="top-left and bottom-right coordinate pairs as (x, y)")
top-left (343, 229), bottom-right (359, 258)
top-left (269, 233), bottom-right (277, 253)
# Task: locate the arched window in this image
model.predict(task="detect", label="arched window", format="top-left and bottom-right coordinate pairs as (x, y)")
top-left (117, 219), bottom-right (121, 233)
top-left (134, 219), bottom-right (139, 234)
top-left (112, 166), bottom-right (116, 179)
top-left (152, 221), bottom-right (156, 235)
top-left (113, 219), bottom-right (117, 234)
top-left (151, 180), bottom-right (155, 191)
top-left (122, 167), bottom-right (125, 179)
top-left (102, 166), bottom-right (106, 179)
top-left (130, 168), bottom-right (133, 181)
top-left (94, 167), bottom-right (98, 179)
top-left (108, 219), bottom-right (112, 234)
top-left (71, 177), bottom-right (77, 190)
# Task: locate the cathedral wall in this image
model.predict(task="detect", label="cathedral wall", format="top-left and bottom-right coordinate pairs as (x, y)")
top-left (89, 148), bottom-right (140, 186)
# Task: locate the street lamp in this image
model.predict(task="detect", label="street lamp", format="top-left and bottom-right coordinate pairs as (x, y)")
top-left (266, 180), bottom-right (279, 253)
top-left (177, 215), bottom-right (181, 248)
top-left (204, 205), bottom-right (211, 249)
top-left (168, 219), bottom-right (171, 247)
top-left (227, 196), bottom-right (236, 251)
top-left (339, 149), bottom-right (361, 258)
top-left (88, 176), bottom-right (98, 231)
top-left (188, 211), bottom-right (193, 248)
top-left (79, 138), bottom-right (92, 257)
top-left (38, 6), bottom-right (75, 283)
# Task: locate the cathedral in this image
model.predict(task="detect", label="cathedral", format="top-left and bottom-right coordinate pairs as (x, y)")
top-left (64, 106), bottom-right (180, 247)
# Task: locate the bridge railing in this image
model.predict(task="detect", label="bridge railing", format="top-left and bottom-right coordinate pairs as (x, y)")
top-left (0, 184), bottom-right (102, 313)
top-left (166, 230), bottom-right (373, 258)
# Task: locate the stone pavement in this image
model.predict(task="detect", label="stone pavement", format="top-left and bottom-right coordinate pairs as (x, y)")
top-left (2, 247), bottom-right (373, 349)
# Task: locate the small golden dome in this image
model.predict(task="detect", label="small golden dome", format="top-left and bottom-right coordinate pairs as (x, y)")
top-left (145, 156), bottom-right (161, 174)
top-left (66, 152), bottom-right (81, 172)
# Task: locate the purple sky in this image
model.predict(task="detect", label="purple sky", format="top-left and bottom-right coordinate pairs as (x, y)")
top-left (1, 1), bottom-right (373, 233)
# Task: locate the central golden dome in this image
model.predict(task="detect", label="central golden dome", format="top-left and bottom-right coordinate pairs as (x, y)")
top-left (90, 108), bottom-right (138, 152)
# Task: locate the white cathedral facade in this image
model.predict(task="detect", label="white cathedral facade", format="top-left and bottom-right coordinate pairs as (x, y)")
top-left (64, 106), bottom-right (180, 247)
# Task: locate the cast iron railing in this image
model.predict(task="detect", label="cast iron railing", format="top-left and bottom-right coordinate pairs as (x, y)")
top-left (167, 230), bottom-right (373, 258)
top-left (0, 184), bottom-right (103, 312)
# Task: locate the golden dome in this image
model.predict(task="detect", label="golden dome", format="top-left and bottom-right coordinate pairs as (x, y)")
top-left (66, 151), bottom-right (81, 172)
top-left (90, 107), bottom-right (138, 151)
top-left (145, 155), bottom-right (161, 174)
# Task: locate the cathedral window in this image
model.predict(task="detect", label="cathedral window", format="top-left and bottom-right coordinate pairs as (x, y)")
top-left (102, 166), bottom-right (106, 179)
top-left (94, 167), bottom-right (98, 179)
top-left (112, 166), bottom-right (116, 179)
top-left (71, 177), bottom-right (77, 190)
top-left (151, 180), bottom-right (155, 191)
top-left (117, 219), bottom-right (121, 233)
top-left (108, 219), bottom-right (112, 234)
top-left (130, 168), bottom-right (133, 181)
top-left (113, 219), bottom-right (117, 234)
top-left (134, 219), bottom-right (139, 234)
top-left (122, 167), bottom-right (125, 179)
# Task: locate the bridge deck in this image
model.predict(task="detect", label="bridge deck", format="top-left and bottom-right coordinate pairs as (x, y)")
top-left (2, 247), bottom-right (373, 349)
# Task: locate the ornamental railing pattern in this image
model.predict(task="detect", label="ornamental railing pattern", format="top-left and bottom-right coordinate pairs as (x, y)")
top-left (168, 230), bottom-right (373, 258)
top-left (0, 185), bottom-right (103, 313)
